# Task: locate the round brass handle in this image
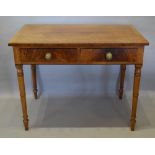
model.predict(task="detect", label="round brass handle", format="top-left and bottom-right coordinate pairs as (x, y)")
top-left (45, 53), bottom-right (52, 60)
top-left (106, 52), bottom-right (113, 61)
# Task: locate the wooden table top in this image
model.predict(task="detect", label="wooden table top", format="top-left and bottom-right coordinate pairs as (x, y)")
top-left (8, 24), bottom-right (149, 47)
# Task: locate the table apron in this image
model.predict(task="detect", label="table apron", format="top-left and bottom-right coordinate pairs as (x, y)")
top-left (13, 47), bottom-right (144, 65)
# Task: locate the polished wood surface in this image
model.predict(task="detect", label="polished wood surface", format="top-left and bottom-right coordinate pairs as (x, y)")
top-left (9, 24), bottom-right (149, 131)
top-left (15, 65), bottom-right (29, 130)
top-left (8, 24), bottom-right (149, 47)
top-left (13, 47), bottom-right (143, 65)
top-left (80, 48), bottom-right (139, 64)
top-left (130, 65), bottom-right (142, 131)
top-left (18, 48), bottom-right (78, 64)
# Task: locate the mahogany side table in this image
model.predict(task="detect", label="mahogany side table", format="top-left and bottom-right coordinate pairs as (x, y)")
top-left (8, 24), bottom-right (149, 131)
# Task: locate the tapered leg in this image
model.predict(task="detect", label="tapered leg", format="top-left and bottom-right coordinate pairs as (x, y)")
top-left (31, 65), bottom-right (38, 99)
top-left (119, 64), bottom-right (126, 99)
top-left (16, 65), bottom-right (29, 130)
top-left (130, 65), bottom-right (142, 131)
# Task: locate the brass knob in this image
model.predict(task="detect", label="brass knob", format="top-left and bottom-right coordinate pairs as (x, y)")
top-left (45, 53), bottom-right (52, 60)
top-left (106, 52), bottom-right (113, 61)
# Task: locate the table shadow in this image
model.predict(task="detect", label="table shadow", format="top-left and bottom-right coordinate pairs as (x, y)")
top-left (30, 66), bottom-right (151, 130)
top-left (29, 94), bottom-right (150, 129)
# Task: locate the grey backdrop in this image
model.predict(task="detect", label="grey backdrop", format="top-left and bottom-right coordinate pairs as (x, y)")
top-left (0, 17), bottom-right (154, 97)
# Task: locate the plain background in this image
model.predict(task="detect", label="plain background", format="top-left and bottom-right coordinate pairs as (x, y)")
top-left (0, 17), bottom-right (155, 138)
top-left (1, 0), bottom-right (155, 152)
top-left (0, 0), bottom-right (155, 151)
top-left (0, 16), bottom-right (154, 98)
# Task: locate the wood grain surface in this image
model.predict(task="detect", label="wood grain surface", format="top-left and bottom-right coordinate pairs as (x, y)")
top-left (8, 24), bottom-right (149, 47)
top-left (13, 47), bottom-right (143, 65)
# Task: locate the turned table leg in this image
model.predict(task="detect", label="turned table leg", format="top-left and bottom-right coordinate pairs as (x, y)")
top-left (31, 65), bottom-right (38, 99)
top-left (119, 64), bottom-right (126, 99)
top-left (16, 65), bottom-right (29, 130)
top-left (130, 65), bottom-right (142, 131)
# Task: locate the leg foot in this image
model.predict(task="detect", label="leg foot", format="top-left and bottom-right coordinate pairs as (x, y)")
top-left (130, 119), bottom-right (136, 131)
top-left (24, 119), bottom-right (29, 130)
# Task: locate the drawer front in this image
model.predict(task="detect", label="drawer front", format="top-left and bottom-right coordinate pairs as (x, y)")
top-left (19, 48), bottom-right (78, 64)
top-left (14, 47), bottom-right (142, 65)
top-left (80, 48), bottom-right (139, 64)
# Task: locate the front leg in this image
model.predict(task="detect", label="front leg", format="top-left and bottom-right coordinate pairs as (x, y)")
top-left (16, 65), bottom-right (29, 130)
top-left (130, 65), bottom-right (142, 131)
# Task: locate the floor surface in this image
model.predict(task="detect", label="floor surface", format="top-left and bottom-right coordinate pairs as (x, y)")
top-left (0, 91), bottom-right (155, 138)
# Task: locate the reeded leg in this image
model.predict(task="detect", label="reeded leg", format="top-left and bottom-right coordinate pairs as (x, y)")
top-left (31, 65), bottom-right (38, 99)
top-left (119, 64), bottom-right (126, 99)
top-left (130, 65), bottom-right (142, 131)
top-left (16, 65), bottom-right (29, 130)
